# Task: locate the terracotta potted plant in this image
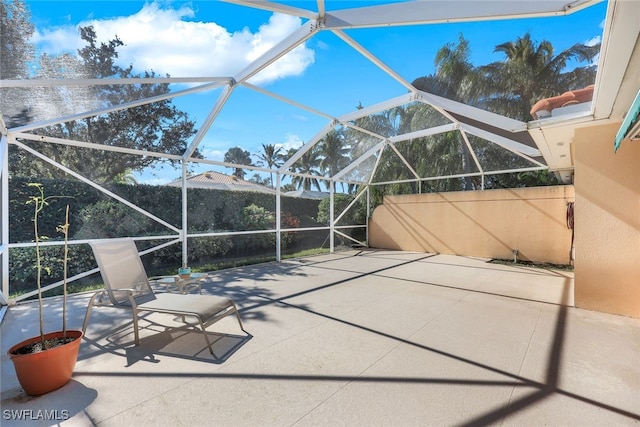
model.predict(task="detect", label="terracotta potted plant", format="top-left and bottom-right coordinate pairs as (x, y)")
top-left (7, 183), bottom-right (83, 396)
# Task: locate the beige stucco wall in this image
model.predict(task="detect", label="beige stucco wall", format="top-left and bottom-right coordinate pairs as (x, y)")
top-left (573, 123), bottom-right (640, 318)
top-left (369, 186), bottom-right (574, 265)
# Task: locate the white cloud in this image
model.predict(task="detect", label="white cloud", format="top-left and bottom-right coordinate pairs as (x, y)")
top-left (315, 40), bottom-right (330, 50)
top-left (276, 133), bottom-right (304, 151)
top-left (32, 2), bottom-right (314, 85)
top-left (199, 148), bottom-right (225, 161)
top-left (585, 35), bottom-right (601, 47)
top-left (32, 25), bottom-right (85, 54)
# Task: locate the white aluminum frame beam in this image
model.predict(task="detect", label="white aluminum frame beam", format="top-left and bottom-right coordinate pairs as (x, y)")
top-left (460, 130), bottom-right (485, 180)
top-left (280, 121), bottom-right (335, 172)
top-left (13, 140), bottom-right (180, 233)
top-left (283, 170), bottom-right (329, 183)
top-left (334, 187), bottom-right (368, 224)
top-left (11, 80), bottom-right (229, 134)
top-left (1, 135), bottom-right (8, 300)
top-left (242, 82), bottom-right (390, 159)
top-left (317, 0), bottom-right (325, 18)
top-left (333, 140), bottom-right (387, 181)
top-left (242, 82), bottom-right (335, 121)
top-left (275, 173), bottom-right (281, 262)
top-left (332, 30), bottom-right (416, 93)
top-left (187, 158), bottom-right (275, 175)
top-left (460, 123), bottom-right (542, 159)
top-left (342, 123), bottom-right (387, 142)
top-left (13, 132), bottom-right (182, 161)
top-left (0, 77), bottom-right (232, 88)
top-left (369, 165), bottom-right (547, 186)
top-left (339, 93), bottom-right (414, 124)
top-left (222, 0), bottom-right (318, 20)
top-left (368, 146), bottom-right (386, 186)
top-left (416, 91), bottom-right (528, 133)
top-left (387, 143), bottom-right (420, 180)
top-left (184, 84), bottom-right (235, 159)
top-left (0, 135), bottom-right (6, 179)
top-left (387, 123), bottom-right (459, 144)
top-left (592, 0), bottom-right (639, 120)
top-left (324, 0), bottom-right (600, 30)
top-left (334, 229), bottom-right (365, 247)
top-left (234, 20), bottom-right (318, 84)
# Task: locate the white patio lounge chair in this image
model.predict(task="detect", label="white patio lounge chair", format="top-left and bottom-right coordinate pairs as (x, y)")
top-left (82, 238), bottom-right (246, 354)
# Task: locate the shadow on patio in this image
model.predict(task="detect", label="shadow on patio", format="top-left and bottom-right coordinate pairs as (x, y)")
top-left (2, 250), bottom-right (639, 426)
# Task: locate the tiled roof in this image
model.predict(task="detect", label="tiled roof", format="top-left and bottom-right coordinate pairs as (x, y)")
top-left (188, 171), bottom-right (256, 186)
top-left (530, 85), bottom-right (595, 120)
top-left (166, 171), bottom-right (276, 194)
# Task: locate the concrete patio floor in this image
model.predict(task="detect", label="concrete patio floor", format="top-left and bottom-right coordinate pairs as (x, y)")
top-left (1, 250), bottom-right (639, 426)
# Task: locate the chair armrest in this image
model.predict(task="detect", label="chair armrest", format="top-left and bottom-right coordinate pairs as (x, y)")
top-left (111, 288), bottom-right (139, 294)
top-left (149, 275), bottom-right (179, 282)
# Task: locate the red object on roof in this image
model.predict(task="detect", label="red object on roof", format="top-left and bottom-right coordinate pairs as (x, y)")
top-left (530, 85), bottom-right (595, 120)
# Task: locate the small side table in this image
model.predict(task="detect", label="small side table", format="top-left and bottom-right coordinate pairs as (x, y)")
top-left (154, 273), bottom-right (207, 294)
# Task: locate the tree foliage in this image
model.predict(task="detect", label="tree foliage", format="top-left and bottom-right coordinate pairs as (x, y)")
top-left (477, 33), bottom-right (599, 121)
top-left (3, 4), bottom-right (200, 183)
top-left (407, 32), bottom-right (597, 188)
top-left (255, 143), bottom-right (283, 187)
top-left (289, 146), bottom-right (323, 191)
top-left (0, 0), bottom-right (34, 79)
top-left (224, 146), bottom-right (254, 179)
top-left (0, 0), bottom-right (35, 127)
top-left (318, 129), bottom-right (350, 191)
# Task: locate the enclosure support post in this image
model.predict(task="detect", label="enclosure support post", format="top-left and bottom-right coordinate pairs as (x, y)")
top-left (275, 173), bottom-right (281, 262)
top-left (1, 135), bottom-right (9, 303)
top-left (366, 185), bottom-right (370, 247)
top-left (330, 183), bottom-right (335, 253)
top-left (181, 161), bottom-right (188, 267)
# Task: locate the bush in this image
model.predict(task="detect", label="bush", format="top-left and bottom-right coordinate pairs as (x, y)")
top-left (8, 177), bottom-right (325, 295)
top-left (75, 200), bottom-right (155, 239)
top-left (317, 193), bottom-right (367, 225)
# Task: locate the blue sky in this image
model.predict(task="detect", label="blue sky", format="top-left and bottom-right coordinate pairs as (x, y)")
top-left (23, 0), bottom-right (608, 185)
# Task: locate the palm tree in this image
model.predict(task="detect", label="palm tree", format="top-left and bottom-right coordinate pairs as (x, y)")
top-left (412, 35), bottom-right (483, 189)
top-left (478, 33), bottom-right (599, 121)
top-left (255, 143), bottom-right (283, 188)
top-left (318, 129), bottom-right (350, 191)
top-left (112, 169), bottom-right (137, 185)
top-left (412, 33), bottom-right (598, 188)
top-left (412, 34), bottom-right (485, 104)
top-left (224, 146), bottom-right (253, 179)
top-left (290, 146), bottom-right (322, 191)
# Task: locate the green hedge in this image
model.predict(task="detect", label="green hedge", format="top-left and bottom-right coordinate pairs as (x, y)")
top-left (9, 177), bottom-right (322, 242)
top-left (8, 177), bottom-right (325, 295)
top-left (9, 177), bottom-right (372, 296)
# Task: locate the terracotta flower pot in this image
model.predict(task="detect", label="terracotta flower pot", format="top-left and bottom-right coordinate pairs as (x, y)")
top-left (7, 330), bottom-right (83, 396)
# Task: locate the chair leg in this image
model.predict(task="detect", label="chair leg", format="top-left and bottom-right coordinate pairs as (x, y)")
top-left (232, 303), bottom-right (246, 333)
top-left (199, 320), bottom-right (214, 355)
top-left (127, 293), bottom-right (141, 346)
top-left (82, 290), bottom-right (105, 335)
top-left (131, 308), bottom-right (140, 346)
top-left (235, 311), bottom-right (245, 333)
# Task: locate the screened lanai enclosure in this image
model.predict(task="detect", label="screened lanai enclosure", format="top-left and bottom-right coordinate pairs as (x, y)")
top-left (0, 0), bottom-right (605, 304)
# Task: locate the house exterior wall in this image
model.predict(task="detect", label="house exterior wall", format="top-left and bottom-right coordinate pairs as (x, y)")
top-left (573, 123), bottom-right (640, 318)
top-left (369, 186), bottom-right (574, 265)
